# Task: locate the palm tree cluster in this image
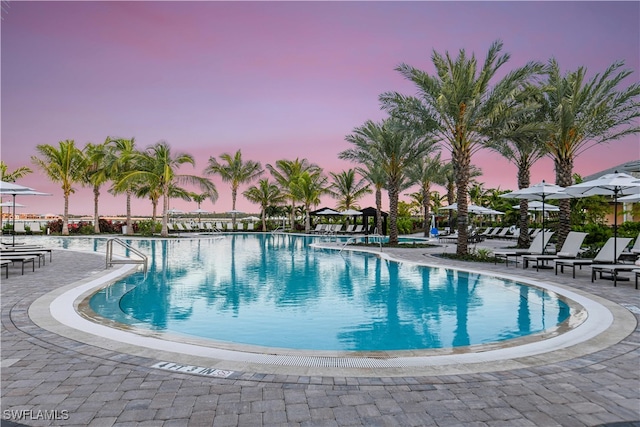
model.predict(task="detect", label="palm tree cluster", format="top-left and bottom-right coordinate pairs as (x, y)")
top-left (12, 40), bottom-right (639, 248)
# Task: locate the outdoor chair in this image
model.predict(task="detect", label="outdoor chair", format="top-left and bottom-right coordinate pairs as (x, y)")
top-left (522, 231), bottom-right (588, 271)
top-left (486, 228), bottom-right (504, 239)
top-left (555, 237), bottom-right (633, 279)
top-left (246, 222), bottom-right (254, 231)
top-left (494, 232), bottom-right (554, 267)
top-left (1, 259), bottom-right (10, 278)
top-left (312, 224), bottom-right (325, 234)
top-left (0, 254), bottom-right (38, 274)
top-left (225, 222), bottom-right (234, 231)
top-left (13, 222), bottom-right (27, 235)
top-left (352, 225), bottom-right (364, 234)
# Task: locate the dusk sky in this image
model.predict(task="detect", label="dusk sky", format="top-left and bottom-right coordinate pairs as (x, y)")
top-left (2, 1), bottom-right (639, 217)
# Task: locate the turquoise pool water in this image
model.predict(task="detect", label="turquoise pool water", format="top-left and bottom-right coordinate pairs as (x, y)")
top-left (34, 235), bottom-right (571, 351)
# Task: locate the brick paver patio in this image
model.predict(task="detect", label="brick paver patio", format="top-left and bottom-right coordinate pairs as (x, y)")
top-left (1, 235), bottom-right (639, 426)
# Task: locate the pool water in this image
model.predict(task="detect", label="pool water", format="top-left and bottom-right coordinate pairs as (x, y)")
top-left (76, 234), bottom-right (571, 352)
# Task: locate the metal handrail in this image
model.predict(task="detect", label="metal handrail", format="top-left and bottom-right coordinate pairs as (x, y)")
top-left (106, 238), bottom-right (148, 274)
top-left (339, 235), bottom-right (383, 253)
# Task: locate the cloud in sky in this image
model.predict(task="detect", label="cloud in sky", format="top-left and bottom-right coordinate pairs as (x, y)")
top-left (2, 1), bottom-right (638, 216)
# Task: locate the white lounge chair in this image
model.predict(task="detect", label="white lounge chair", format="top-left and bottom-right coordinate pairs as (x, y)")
top-left (246, 222), bottom-right (254, 231)
top-left (352, 224), bottom-right (364, 234)
top-left (225, 222), bottom-right (234, 231)
top-left (312, 224), bottom-right (325, 234)
top-left (522, 231), bottom-right (588, 271)
top-left (494, 232), bottom-right (554, 267)
top-left (555, 237), bottom-right (633, 279)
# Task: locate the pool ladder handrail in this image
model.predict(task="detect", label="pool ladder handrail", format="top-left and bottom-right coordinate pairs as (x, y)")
top-left (106, 238), bottom-right (148, 274)
top-left (339, 234), bottom-right (383, 253)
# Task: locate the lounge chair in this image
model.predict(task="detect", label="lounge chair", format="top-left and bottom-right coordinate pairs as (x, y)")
top-left (331, 224), bottom-right (344, 234)
top-left (634, 269), bottom-right (640, 290)
top-left (591, 262), bottom-right (639, 287)
top-left (555, 237), bottom-right (633, 279)
top-left (1, 259), bottom-right (11, 278)
top-left (486, 228), bottom-right (503, 239)
top-left (1, 249), bottom-right (48, 266)
top-left (312, 224), bottom-right (325, 234)
top-left (352, 224), bottom-right (364, 234)
top-left (530, 229), bottom-right (541, 238)
top-left (522, 231), bottom-right (588, 271)
top-left (494, 232), bottom-right (554, 267)
top-left (493, 227), bottom-right (510, 240)
top-left (479, 227), bottom-right (494, 237)
top-left (13, 222), bottom-right (27, 235)
top-left (0, 254), bottom-right (38, 274)
top-left (215, 222), bottom-right (224, 231)
top-left (246, 222), bottom-right (254, 231)
top-left (341, 225), bottom-right (355, 234)
top-left (225, 222), bottom-right (234, 231)
top-left (28, 222), bottom-right (43, 234)
top-left (1, 245), bottom-right (53, 262)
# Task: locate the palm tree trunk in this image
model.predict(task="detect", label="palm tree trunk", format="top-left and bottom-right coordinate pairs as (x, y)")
top-left (389, 184), bottom-right (399, 245)
top-left (555, 156), bottom-right (574, 250)
top-left (62, 192), bottom-right (70, 236)
top-left (375, 186), bottom-right (383, 235)
top-left (454, 149), bottom-right (470, 256)
top-left (151, 200), bottom-right (158, 223)
top-left (126, 191), bottom-right (133, 235)
top-left (261, 206), bottom-right (267, 232)
top-left (161, 193), bottom-right (169, 238)
top-left (517, 167), bottom-right (530, 248)
top-left (231, 188), bottom-right (238, 228)
top-left (305, 206), bottom-right (311, 233)
top-left (422, 184), bottom-right (430, 237)
top-left (93, 186), bottom-right (101, 234)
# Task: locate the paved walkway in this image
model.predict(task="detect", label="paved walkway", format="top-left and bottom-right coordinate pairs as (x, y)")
top-left (1, 236), bottom-right (639, 426)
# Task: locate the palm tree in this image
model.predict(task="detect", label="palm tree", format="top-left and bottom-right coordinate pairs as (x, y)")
top-left (205, 149), bottom-right (262, 228)
top-left (541, 59), bottom-right (640, 247)
top-left (485, 87), bottom-right (549, 247)
top-left (341, 118), bottom-right (435, 245)
top-left (31, 140), bottom-right (85, 236)
top-left (119, 141), bottom-right (216, 237)
top-left (289, 171), bottom-right (330, 233)
top-left (380, 40), bottom-right (541, 254)
top-left (243, 179), bottom-right (286, 231)
top-left (328, 169), bottom-right (372, 219)
top-left (266, 158), bottom-right (320, 230)
top-left (0, 161), bottom-right (33, 230)
top-left (108, 137), bottom-right (139, 235)
top-left (406, 152), bottom-right (445, 236)
top-left (82, 139), bottom-right (114, 233)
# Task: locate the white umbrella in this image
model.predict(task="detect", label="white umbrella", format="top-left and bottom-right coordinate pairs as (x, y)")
top-left (439, 203), bottom-right (494, 215)
top-left (0, 201), bottom-right (25, 208)
top-left (244, 216), bottom-right (261, 222)
top-left (227, 209), bottom-right (244, 214)
top-left (562, 172), bottom-right (640, 263)
top-left (0, 182), bottom-right (51, 245)
top-left (618, 192), bottom-right (640, 203)
top-left (167, 208), bottom-right (184, 215)
top-left (501, 180), bottom-right (566, 253)
top-left (190, 208), bottom-right (210, 214)
top-left (511, 201), bottom-right (560, 212)
top-left (340, 209), bottom-right (362, 216)
top-left (315, 208), bottom-right (340, 215)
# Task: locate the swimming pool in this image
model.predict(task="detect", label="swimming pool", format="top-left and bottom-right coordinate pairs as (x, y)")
top-left (50, 234), bottom-right (572, 352)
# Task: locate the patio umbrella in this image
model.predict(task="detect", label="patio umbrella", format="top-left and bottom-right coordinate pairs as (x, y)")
top-left (0, 181), bottom-right (51, 245)
top-left (340, 209), bottom-right (362, 216)
top-left (511, 201), bottom-right (560, 211)
top-left (439, 203), bottom-right (492, 214)
top-left (617, 191), bottom-right (640, 203)
top-left (167, 208), bottom-right (184, 215)
top-left (190, 208), bottom-right (209, 223)
top-left (561, 172), bottom-right (640, 263)
top-left (500, 180), bottom-right (566, 254)
top-left (315, 208), bottom-right (341, 215)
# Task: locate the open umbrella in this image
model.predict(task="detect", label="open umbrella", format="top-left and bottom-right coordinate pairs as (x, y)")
top-left (562, 172), bottom-right (640, 264)
top-left (500, 180), bottom-right (565, 254)
top-left (0, 181), bottom-right (51, 245)
top-left (340, 209), bottom-right (362, 216)
top-left (315, 208), bottom-right (340, 215)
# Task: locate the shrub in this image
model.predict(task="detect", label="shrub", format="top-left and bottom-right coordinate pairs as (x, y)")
top-left (137, 220), bottom-right (160, 237)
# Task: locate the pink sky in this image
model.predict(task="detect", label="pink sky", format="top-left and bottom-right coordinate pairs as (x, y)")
top-left (2, 1), bottom-right (639, 217)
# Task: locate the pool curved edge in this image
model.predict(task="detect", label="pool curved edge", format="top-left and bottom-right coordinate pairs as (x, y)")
top-left (29, 246), bottom-right (637, 378)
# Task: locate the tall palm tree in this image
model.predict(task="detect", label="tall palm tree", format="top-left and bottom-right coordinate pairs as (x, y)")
top-left (380, 40), bottom-right (541, 254)
top-left (266, 158), bottom-right (320, 230)
top-left (0, 161), bottom-right (32, 230)
top-left (485, 87), bottom-right (549, 247)
top-left (31, 140), bottom-right (85, 236)
top-left (541, 58), bottom-right (640, 247)
top-left (243, 178), bottom-right (287, 231)
top-left (108, 137), bottom-right (139, 235)
top-left (406, 152), bottom-right (445, 236)
top-left (328, 169), bottom-right (372, 215)
top-left (205, 149), bottom-right (262, 228)
top-left (341, 118), bottom-right (435, 245)
top-left (289, 171), bottom-right (330, 233)
top-left (119, 141), bottom-right (216, 237)
top-left (82, 139), bottom-right (114, 233)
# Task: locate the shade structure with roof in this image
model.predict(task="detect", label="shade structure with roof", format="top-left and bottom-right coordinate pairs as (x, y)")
top-left (0, 181), bottom-right (51, 245)
top-left (311, 207), bottom-right (341, 216)
top-left (359, 206), bottom-right (388, 235)
top-left (500, 180), bottom-right (566, 254)
top-left (561, 172), bottom-right (640, 263)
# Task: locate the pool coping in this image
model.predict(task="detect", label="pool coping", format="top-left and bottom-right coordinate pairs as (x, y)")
top-left (28, 240), bottom-right (637, 378)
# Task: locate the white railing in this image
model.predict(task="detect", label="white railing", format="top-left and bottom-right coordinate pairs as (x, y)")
top-left (105, 238), bottom-right (148, 274)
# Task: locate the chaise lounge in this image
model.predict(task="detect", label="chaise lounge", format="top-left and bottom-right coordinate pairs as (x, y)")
top-left (494, 231), bottom-right (554, 267)
top-left (522, 231), bottom-right (588, 271)
top-left (555, 237), bottom-right (633, 279)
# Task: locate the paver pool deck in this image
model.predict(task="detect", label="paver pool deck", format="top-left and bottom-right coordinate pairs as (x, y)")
top-left (1, 235), bottom-right (639, 426)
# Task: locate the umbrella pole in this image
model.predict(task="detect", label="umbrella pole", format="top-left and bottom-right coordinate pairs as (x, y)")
top-left (541, 195), bottom-right (546, 255)
top-left (12, 194), bottom-right (16, 246)
top-left (613, 189), bottom-right (618, 264)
